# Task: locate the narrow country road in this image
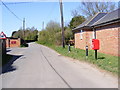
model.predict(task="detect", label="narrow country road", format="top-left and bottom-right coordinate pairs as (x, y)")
top-left (1, 42), bottom-right (118, 88)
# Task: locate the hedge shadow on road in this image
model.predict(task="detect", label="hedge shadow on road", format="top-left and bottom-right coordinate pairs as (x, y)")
top-left (6, 49), bottom-right (11, 52)
top-left (1, 54), bottom-right (23, 74)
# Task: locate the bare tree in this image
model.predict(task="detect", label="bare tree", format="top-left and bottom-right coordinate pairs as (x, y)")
top-left (79, 2), bottom-right (117, 17)
top-left (71, 9), bottom-right (79, 17)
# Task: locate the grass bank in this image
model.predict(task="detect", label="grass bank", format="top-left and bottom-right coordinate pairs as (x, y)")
top-left (37, 42), bottom-right (118, 75)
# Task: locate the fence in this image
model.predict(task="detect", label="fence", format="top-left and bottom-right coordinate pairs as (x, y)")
top-left (0, 39), bottom-right (6, 66)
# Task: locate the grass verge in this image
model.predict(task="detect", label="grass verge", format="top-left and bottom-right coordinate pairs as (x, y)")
top-left (36, 41), bottom-right (118, 75)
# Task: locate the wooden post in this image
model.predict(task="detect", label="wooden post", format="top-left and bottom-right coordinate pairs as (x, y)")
top-left (86, 45), bottom-right (88, 59)
top-left (93, 27), bottom-right (97, 60)
top-left (0, 39), bottom-right (2, 66)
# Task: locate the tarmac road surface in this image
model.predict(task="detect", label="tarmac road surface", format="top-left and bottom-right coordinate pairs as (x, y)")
top-left (1, 42), bottom-right (118, 88)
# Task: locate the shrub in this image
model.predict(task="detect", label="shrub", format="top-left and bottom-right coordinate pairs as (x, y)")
top-left (20, 43), bottom-right (28, 47)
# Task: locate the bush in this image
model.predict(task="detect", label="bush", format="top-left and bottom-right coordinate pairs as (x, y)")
top-left (12, 27), bottom-right (38, 41)
top-left (38, 21), bottom-right (74, 46)
top-left (55, 32), bottom-right (62, 45)
top-left (20, 43), bottom-right (28, 47)
top-left (38, 21), bottom-right (61, 45)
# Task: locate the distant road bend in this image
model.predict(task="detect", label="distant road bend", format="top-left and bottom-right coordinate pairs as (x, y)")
top-left (2, 42), bottom-right (118, 88)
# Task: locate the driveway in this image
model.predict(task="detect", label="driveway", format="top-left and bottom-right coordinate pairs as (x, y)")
top-left (1, 42), bottom-right (118, 88)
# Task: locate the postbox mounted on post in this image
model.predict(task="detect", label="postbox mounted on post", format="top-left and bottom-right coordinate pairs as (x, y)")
top-left (92, 39), bottom-right (100, 50)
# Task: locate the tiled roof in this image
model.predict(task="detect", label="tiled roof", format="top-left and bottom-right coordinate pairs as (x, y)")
top-left (72, 12), bottom-right (107, 31)
top-left (93, 8), bottom-right (120, 26)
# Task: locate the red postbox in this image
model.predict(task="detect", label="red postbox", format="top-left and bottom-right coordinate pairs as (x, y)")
top-left (92, 39), bottom-right (100, 50)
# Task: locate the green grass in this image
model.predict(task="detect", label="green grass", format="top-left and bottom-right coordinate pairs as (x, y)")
top-left (1, 54), bottom-right (12, 67)
top-left (36, 41), bottom-right (118, 75)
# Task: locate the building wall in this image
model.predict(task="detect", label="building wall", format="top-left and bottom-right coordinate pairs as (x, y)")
top-left (75, 31), bottom-right (93, 50)
top-left (6, 38), bottom-right (21, 48)
top-left (96, 23), bottom-right (119, 56)
top-left (74, 23), bottom-right (120, 56)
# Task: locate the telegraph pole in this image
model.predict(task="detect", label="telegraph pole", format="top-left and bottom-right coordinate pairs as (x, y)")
top-left (42, 21), bottom-right (44, 30)
top-left (23, 18), bottom-right (25, 39)
top-left (23, 18), bottom-right (25, 31)
top-left (60, 0), bottom-right (65, 48)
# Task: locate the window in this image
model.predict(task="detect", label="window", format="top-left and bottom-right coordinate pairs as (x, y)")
top-left (92, 31), bottom-right (95, 39)
top-left (80, 30), bottom-right (83, 40)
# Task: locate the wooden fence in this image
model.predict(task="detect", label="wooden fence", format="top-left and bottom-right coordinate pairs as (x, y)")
top-left (0, 39), bottom-right (6, 66)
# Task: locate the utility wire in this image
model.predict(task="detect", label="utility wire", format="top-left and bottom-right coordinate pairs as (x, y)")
top-left (0, 2), bottom-right (32, 5)
top-left (45, 2), bottom-right (57, 21)
top-left (1, 0), bottom-right (22, 21)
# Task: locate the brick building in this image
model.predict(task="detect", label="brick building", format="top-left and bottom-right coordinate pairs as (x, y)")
top-left (6, 37), bottom-right (21, 48)
top-left (73, 8), bottom-right (120, 56)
